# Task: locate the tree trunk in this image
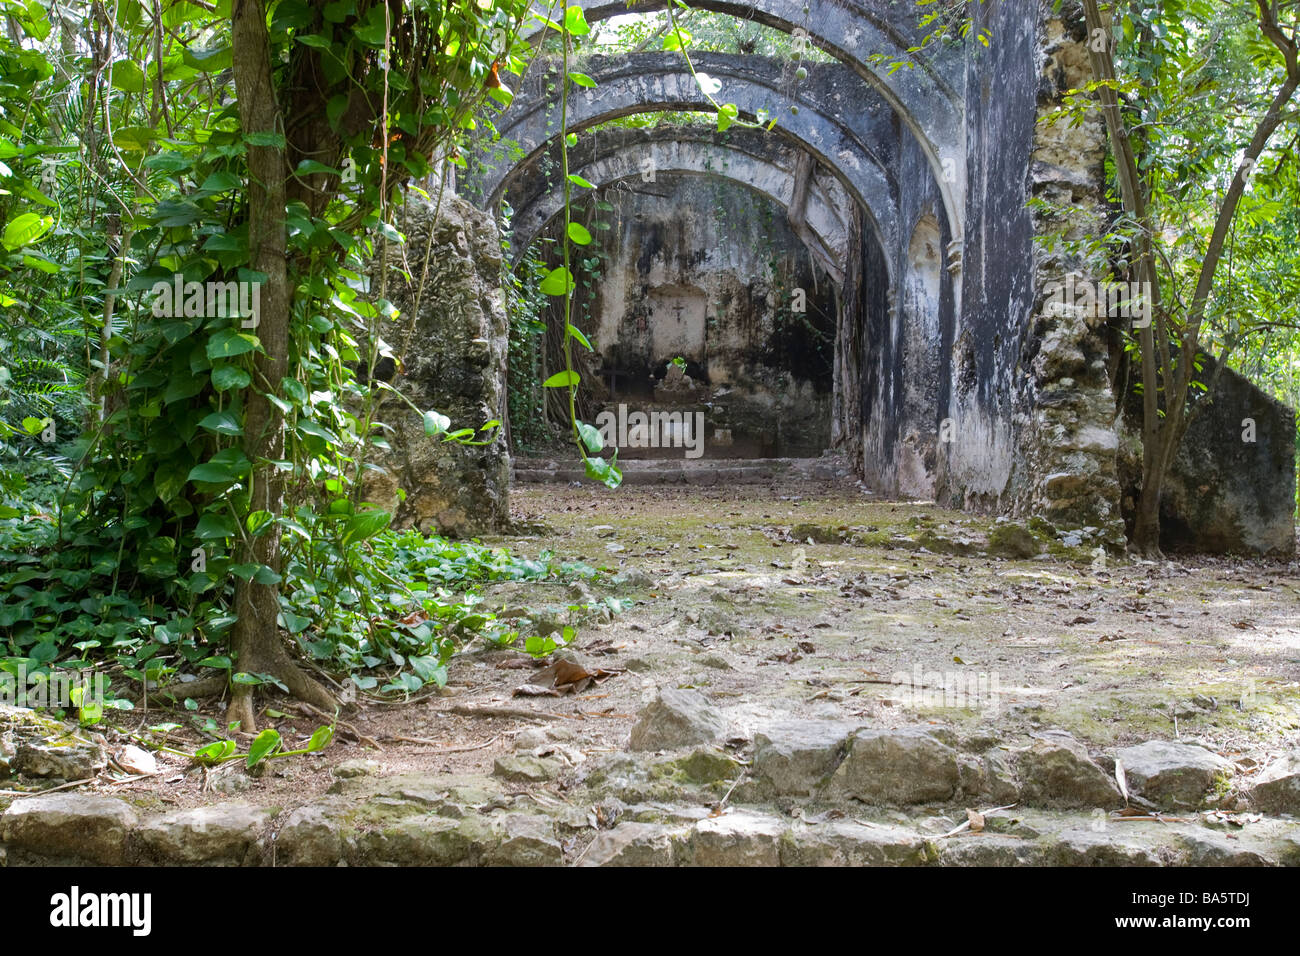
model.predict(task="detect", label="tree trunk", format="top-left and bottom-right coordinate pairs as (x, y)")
top-left (227, 0), bottom-right (334, 732)
top-left (1130, 458), bottom-right (1164, 555)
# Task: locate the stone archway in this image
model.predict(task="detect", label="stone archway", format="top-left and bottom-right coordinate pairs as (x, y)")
top-left (504, 126), bottom-right (860, 284)
top-left (466, 47), bottom-right (959, 478)
top-left (468, 52), bottom-right (912, 258)
top-left (525, 0), bottom-right (965, 230)
top-left (386, 1), bottom-right (1296, 555)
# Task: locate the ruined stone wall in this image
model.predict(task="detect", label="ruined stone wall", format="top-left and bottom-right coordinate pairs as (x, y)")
top-left (1118, 358), bottom-right (1297, 557)
top-left (361, 191), bottom-right (511, 536)
top-left (1012, 2), bottom-right (1127, 549)
top-left (925, 0), bottom-right (1127, 551)
top-left (1010, 1), bottom-right (1294, 556)
top-left (576, 173), bottom-right (836, 458)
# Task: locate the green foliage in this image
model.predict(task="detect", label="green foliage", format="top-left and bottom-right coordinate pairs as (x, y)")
top-left (187, 720), bottom-right (334, 768)
top-left (585, 5), bottom-right (836, 62)
top-left (0, 487), bottom-right (601, 704)
top-left (0, 0), bottom-right (630, 720)
top-left (505, 247), bottom-right (552, 449)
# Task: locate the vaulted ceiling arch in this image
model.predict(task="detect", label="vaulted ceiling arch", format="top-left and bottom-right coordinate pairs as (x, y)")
top-left (507, 125), bottom-right (859, 282)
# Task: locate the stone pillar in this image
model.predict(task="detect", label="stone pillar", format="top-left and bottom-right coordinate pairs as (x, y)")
top-left (361, 190), bottom-right (511, 537)
top-left (1015, 2), bottom-right (1126, 549)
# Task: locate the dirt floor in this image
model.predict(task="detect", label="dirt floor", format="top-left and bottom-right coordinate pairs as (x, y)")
top-left (56, 474), bottom-right (1300, 816)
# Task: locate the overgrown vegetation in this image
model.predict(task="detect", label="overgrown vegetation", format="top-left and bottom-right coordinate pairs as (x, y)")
top-left (1073, 0), bottom-right (1300, 544)
top-left (0, 0), bottom-right (634, 733)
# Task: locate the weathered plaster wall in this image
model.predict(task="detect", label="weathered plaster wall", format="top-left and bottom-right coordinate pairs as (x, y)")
top-left (933, 0), bottom-right (1039, 517)
top-left (573, 172), bottom-right (836, 458)
top-left (856, 120), bottom-right (956, 501)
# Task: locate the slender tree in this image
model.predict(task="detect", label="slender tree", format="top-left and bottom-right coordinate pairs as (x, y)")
top-left (1082, 0), bottom-right (1300, 555)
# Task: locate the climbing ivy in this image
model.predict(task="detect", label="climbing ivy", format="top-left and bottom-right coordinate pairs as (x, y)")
top-left (0, 0), bottom-right (612, 722)
top-left (505, 243), bottom-right (551, 450)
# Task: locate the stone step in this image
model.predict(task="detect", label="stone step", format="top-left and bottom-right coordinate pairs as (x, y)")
top-left (512, 457), bottom-right (847, 485)
top-left (4, 788), bottom-right (1295, 867)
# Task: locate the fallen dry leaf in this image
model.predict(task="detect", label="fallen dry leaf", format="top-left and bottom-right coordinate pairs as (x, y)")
top-left (518, 655), bottom-right (623, 697)
top-left (764, 650), bottom-right (802, 665)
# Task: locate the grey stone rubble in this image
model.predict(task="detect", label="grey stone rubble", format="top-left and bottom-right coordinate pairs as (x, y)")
top-left (0, 704), bottom-right (107, 782)
top-left (1248, 756), bottom-right (1300, 815)
top-left (1115, 741), bottom-right (1235, 810)
top-left (2, 712), bottom-right (1297, 866)
top-left (628, 688), bottom-right (728, 752)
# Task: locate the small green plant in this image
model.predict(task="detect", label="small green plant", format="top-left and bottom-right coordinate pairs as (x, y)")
top-left (190, 722), bottom-right (335, 770)
top-left (69, 684), bottom-right (104, 727)
top-left (525, 624), bottom-right (575, 658)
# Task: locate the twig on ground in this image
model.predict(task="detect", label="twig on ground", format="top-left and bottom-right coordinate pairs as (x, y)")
top-left (383, 733), bottom-right (501, 754)
top-left (712, 771), bottom-right (748, 814)
top-left (440, 703), bottom-right (567, 721)
top-left (941, 803), bottom-right (1019, 838)
top-left (0, 777), bottom-right (96, 797)
top-left (105, 771), bottom-right (165, 786)
top-left (295, 702), bottom-right (382, 750)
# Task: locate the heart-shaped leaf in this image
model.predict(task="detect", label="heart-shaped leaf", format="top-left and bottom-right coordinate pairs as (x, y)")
top-left (246, 728), bottom-right (282, 768)
top-left (539, 266), bottom-right (574, 296)
top-left (307, 726), bottom-right (334, 752)
top-left (543, 370), bottom-right (579, 388)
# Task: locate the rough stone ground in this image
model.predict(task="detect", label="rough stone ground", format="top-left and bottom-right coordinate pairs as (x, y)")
top-left (3, 471), bottom-right (1299, 866)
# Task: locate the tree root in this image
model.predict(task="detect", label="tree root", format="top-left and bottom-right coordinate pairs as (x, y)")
top-left (294, 701), bottom-right (380, 750)
top-left (226, 655), bottom-right (336, 735)
top-left (384, 733), bottom-right (500, 753)
top-left (138, 665), bottom-right (338, 739)
top-left (142, 677), bottom-right (230, 706)
top-left (438, 703), bottom-right (566, 721)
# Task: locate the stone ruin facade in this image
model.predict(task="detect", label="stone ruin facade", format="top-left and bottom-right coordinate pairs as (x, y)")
top-left (374, 0), bottom-right (1293, 554)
